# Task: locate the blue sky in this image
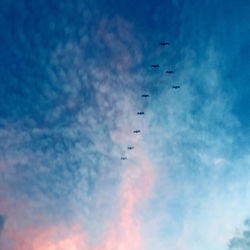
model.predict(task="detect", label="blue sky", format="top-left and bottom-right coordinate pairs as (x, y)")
top-left (0, 0), bottom-right (250, 249)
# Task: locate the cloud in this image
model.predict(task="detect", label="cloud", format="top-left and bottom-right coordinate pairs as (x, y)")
top-left (1, 1), bottom-right (249, 250)
top-left (0, 162), bottom-right (6, 172)
top-left (229, 219), bottom-right (250, 250)
top-left (96, 149), bottom-right (155, 250)
top-left (130, 2), bottom-right (250, 249)
top-left (4, 147), bottom-right (155, 250)
top-left (0, 6), bottom-right (157, 249)
top-left (7, 224), bottom-right (88, 250)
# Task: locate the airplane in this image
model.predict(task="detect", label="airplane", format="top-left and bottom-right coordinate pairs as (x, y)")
top-left (166, 70), bottom-right (174, 74)
top-left (133, 130), bottom-right (141, 133)
top-left (172, 86), bottom-right (180, 89)
top-left (121, 157), bottom-right (127, 160)
top-left (137, 112), bottom-right (144, 115)
top-left (128, 146), bottom-right (134, 150)
top-left (141, 94), bottom-right (149, 97)
top-left (151, 65), bottom-right (160, 68)
top-left (160, 42), bottom-right (169, 46)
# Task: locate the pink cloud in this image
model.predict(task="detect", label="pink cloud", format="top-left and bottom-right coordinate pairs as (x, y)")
top-left (6, 225), bottom-right (88, 250)
top-left (3, 148), bottom-right (155, 250)
top-left (0, 162), bottom-right (6, 172)
top-left (1, 16), bottom-right (155, 250)
top-left (95, 149), bottom-right (155, 250)
top-left (97, 17), bottom-right (141, 71)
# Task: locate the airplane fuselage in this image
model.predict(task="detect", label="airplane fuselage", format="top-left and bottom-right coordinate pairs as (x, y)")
top-left (133, 130), bottom-right (141, 133)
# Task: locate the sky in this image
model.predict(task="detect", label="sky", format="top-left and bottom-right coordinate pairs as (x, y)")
top-left (0, 0), bottom-right (250, 249)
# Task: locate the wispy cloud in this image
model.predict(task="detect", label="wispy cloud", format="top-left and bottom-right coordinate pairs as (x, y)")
top-left (0, 9), bottom-right (157, 249)
top-left (1, 0), bottom-right (249, 249)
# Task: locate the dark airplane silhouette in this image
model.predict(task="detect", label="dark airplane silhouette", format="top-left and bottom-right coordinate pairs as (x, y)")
top-left (137, 112), bottom-right (144, 115)
top-left (128, 146), bottom-right (134, 150)
top-left (141, 94), bottom-right (149, 98)
top-left (172, 86), bottom-right (180, 89)
top-left (160, 42), bottom-right (169, 46)
top-left (166, 70), bottom-right (174, 74)
top-left (133, 130), bottom-right (141, 134)
top-left (151, 65), bottom-right (160, 68)
top-left (121, 157), bottom-right (127, 160)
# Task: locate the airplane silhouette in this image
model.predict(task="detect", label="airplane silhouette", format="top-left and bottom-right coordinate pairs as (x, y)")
top-left (160, 42), bottom-right (169, 46)
top-left (133, 130), bottom-right (141, 133)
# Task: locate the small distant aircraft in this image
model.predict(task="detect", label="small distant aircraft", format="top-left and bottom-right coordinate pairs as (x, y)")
top-left (151, 65), bottom-right (160, 68)
top-left (172, 86), bottom-right (180, 89)
top-left (137, 112), bottom-right (144, 115)
top-left (141, 94), bottom-right (149, 98)
top-left (128, 146), bottom-right (134, 150)
top-left (133, 130), bottom-right (141, 134)
top-left (166, 70), bottom-right (174, 74)
top-left (160, 42), bottom-right (169, 46)
top-left (121, 157), bottom-right (127, 160)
